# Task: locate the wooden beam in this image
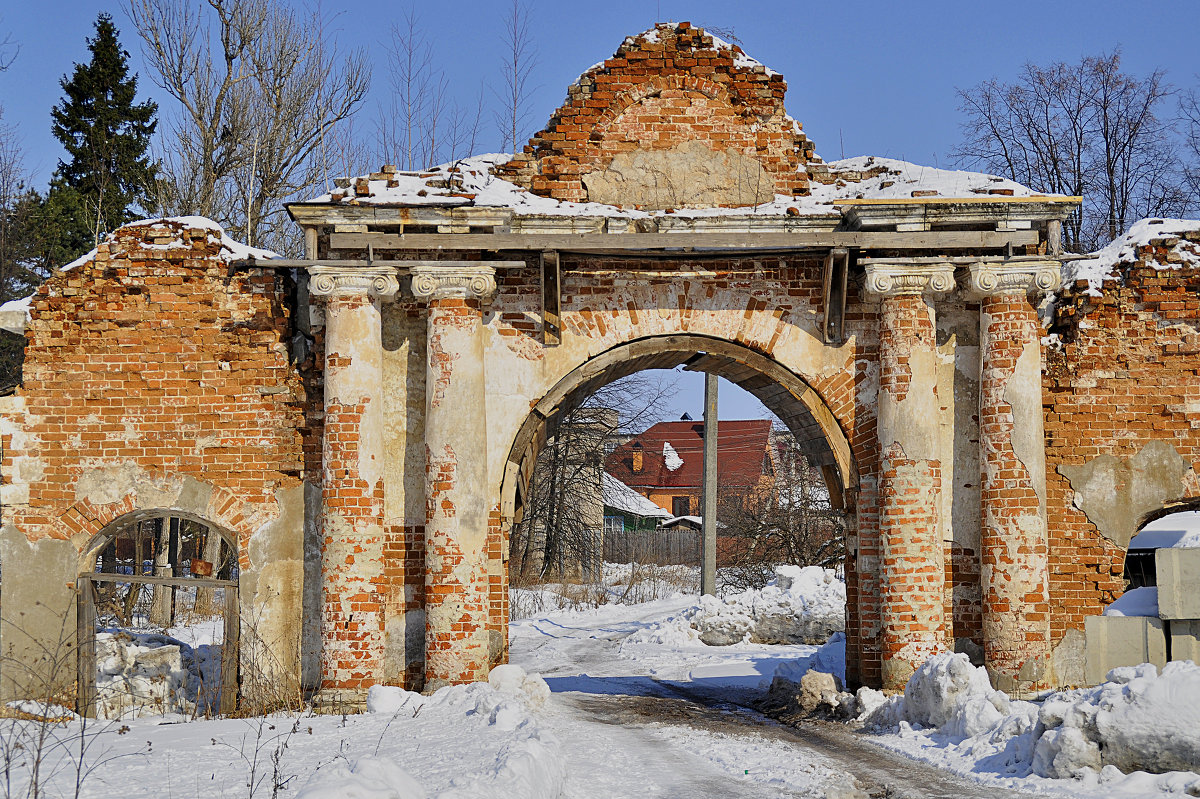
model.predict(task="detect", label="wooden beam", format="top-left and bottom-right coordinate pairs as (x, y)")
top-left (541, 251), bottom-right (560, 346)
top-left (329, 229), bottom-right (1039, 253)
top-left (831, 195), bottom-right (1082, 206)
top-left (222, 585), bottom-right (239, 715)
top-left (76, 581), bottom-right (97, 717)
top-left (81, 571), bottom-right (237, 588)
top-left (822, 248), bottom-right (849, 345)
top-left (231, 257), bottom-right (529, 270)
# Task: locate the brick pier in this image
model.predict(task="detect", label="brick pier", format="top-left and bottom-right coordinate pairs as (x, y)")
top-left (866, 263), bottom-right (954, 690)
top-left (309, 267), bottom-right (399, 694)
top-left (970, 262), bottom-right (1060, 691)
top-left (412, 266), bottom-right (497, 689)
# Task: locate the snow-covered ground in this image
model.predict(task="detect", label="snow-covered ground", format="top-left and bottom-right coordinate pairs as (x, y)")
top-left (857, 655), bottom-right (1200, 798)
top-left (5, 566), bottom-right (1200, 797)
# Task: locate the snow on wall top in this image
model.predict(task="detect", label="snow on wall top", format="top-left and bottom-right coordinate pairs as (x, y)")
top-left (0, 217), bottom-right (278, 331)
top-left (303, 153), bottom-right (1045, 218)
top-left (1062, 218), bottom-right (1200, 297)
top-left (601, 473), bottom-right (670, 519)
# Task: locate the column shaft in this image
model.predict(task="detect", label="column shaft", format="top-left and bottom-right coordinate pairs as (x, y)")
top-left (415, 267), bottom-right (497, 689)
top-left (311, 268), bottom-right (398, 694)
top-left (876, 291), bottom-right (946, 690)
top-left (978, 291), bottom-right (1051, 690)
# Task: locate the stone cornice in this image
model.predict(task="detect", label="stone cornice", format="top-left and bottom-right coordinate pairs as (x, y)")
top-left (307, 266), bottom-right (400, 300)
top-left (410, 265), bottom-right (498, 305)
top-left (862, 262), bottom-right (956, 299)
top-left (964, 261), bottom-right (1062, 299)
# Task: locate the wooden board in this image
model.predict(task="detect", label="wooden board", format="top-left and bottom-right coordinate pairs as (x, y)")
top-left (329, 229), bottom-right (1039, 253)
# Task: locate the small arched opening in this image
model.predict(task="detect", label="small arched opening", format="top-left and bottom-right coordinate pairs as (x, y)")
top-left (1125, 501), bottom-right (1200, 589)
top-left (76, 511), bottom-right (239, 718)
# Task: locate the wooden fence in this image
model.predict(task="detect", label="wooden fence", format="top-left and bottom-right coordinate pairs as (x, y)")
top-left (603, 528), bottom-right (701, 566)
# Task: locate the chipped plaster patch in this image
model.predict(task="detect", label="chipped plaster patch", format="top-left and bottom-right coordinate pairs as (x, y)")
top-left (1003, 340), bottom-right (1047, 502)
top-left (1060, 440), bottom-right (1194, 549)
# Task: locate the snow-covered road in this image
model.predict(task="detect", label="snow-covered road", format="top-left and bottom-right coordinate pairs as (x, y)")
top-left (509, 596), bottom-right (1041, 799)
top-left (512, 596), bottom-right (859, 797)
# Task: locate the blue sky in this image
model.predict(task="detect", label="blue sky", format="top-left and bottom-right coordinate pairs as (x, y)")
top-left (4, 1), bottom-right (1197, 187)
top-left (2, 1), bottom-right (1197, 419)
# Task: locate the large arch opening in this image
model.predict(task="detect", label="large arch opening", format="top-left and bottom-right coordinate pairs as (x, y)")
top-left (500, 334), bottom-right (857, 618)
top-left (76, 511), bottom-right (239, 718)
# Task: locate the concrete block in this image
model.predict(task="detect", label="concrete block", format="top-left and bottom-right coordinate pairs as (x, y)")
top-left (1168, 619), bottom-right (1200, 664)
top-left (1084, 615), bottom-right (1167, 685)
top-left (1156, 548), bottom-right (1200, 619)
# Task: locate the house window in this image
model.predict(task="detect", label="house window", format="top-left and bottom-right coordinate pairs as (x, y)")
top-left (604, 516), bottom-right (624, 534)
top-left (672, 496), bottom-right (690, 517)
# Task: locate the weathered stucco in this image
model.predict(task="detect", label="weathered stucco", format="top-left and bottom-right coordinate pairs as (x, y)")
top-left (581, 139), bottom-right (774, 209)
top-left (1060, 440), bottom-right (1194, 549)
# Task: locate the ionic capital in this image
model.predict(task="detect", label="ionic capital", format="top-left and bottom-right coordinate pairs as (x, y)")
top-left (410, 265), bottom-right (497, 305)
top-left (308, 266), bottom-right (400, 300)
top-left (964, 261), bottom-right (1062, 300)
top-left (863, 262), bottom-right (956, 300)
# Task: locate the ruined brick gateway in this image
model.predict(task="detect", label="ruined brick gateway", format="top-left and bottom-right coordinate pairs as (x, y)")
top-left (1, 23), bottom-right (1197, 709)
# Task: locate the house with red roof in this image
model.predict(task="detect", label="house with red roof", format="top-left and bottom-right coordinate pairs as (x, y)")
top-left (604, 419), bottom-right (776, 520)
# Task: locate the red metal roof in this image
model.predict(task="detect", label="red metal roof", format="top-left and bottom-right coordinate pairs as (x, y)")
top-left (604, 419), bottom-right (773, 490)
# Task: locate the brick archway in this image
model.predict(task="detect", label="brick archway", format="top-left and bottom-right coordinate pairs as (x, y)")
top-left (501, 334), bottom-right (857, 532)
top-left (57, 473), bottom-right (260, 570)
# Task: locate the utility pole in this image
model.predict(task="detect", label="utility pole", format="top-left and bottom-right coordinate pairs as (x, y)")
top-left (701, 372), bottom-right (718, 595)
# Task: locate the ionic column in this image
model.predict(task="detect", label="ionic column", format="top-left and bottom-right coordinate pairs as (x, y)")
top-left (864, 263), bottom-right (955, 690)
top-left (967, 261), bottom-right (1061, 692)
top-left (411, 265), bottom-right (497, 690)
top-left (308, 266), bottom-right (399, 695)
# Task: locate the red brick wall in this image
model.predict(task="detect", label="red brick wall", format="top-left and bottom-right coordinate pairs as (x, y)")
top-left (1045, 244), bottom-right (1200, 640)
top-left (3, 218), bottom-right (304, 554)
top-left (497, 22), bottom-right (816, 204)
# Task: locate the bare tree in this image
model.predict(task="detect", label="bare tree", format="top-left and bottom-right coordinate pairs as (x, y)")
top-left (0, 26), bottom-right (15, 72)
top-left (510, 372), bottom-right (678, 583)
top-left (717, 427), bottom-right (844, 591)
top-left (1181, 87), bottom-right (1200, 200)
top-left (376, 9), bottom-right (486, 171)
top-left (377, 8), bottom-right (436, 171)
top-left (496, 0), bottom-right (537, 154)
top-left (955, 51), bottom-right (1191, 252)
top-left (128, 0), bottom-right (370, 254)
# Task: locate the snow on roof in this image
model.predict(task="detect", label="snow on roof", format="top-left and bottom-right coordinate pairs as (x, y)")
top-left (813, 156), bottom-right (1038, 202)
top-left (301, 153), bottom-right (1047, 219)
top-left (60, 217), bottom-right (278, 274)
top-left (1063, 218), bottom-right (1200, 296)
top-left (601, 473), bottom-right (670, 519)
top-left (1102, 585), bottom-right (1159, 617)
top-left (662, 442), bottom-right (683, 472)
top-left (138, 216), bottom-right (280, 263)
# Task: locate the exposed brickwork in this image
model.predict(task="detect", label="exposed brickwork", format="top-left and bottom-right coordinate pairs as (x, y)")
top-left (1045, 244), bottom-right (1200, 640)
top-left (947, 543), bottom-right (983, 649)
top-left (497, 22), bottom-right (816, 205)
top-left (424, 297), bottom-right (492, 688)
top-left (1, 220), bottom-right (303, 547)
top-left (876, 293), bottom-right (944, 689)
top-left (979, 293), bottom-right (1051, 687)
top-left (311, 276), bottom-right (396, 693)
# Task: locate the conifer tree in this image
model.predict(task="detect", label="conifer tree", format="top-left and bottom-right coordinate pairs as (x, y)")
top-left (49, 13), bottom-right (157, 248)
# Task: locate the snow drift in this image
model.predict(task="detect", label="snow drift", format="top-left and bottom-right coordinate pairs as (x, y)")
top-left (688, 565), bottom-right (845, 646)
top-left (94, 629), bottom-right (223, 719)
top-left (858, 652), bottom-right (1200, 784)
top-left (297, 665), bottom-right (563, 799)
